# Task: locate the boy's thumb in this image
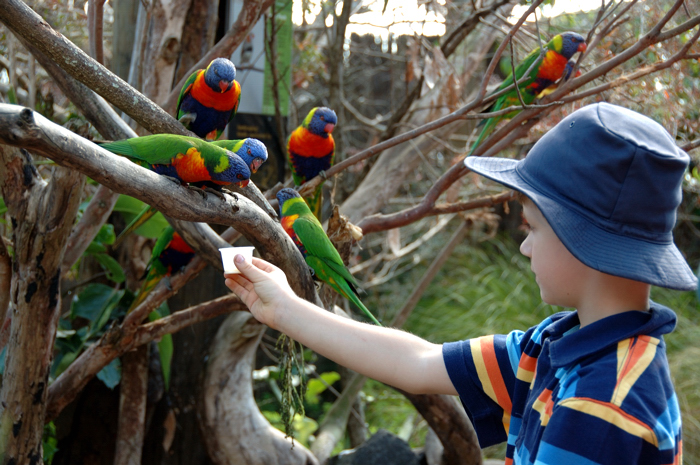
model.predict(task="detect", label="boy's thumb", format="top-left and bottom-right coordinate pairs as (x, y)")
top-left (234, 254), bottom-right (261, 280)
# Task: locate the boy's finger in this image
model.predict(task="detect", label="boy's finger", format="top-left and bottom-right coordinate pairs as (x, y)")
top-left (234, 254), bottom-right (273, 283)
top-left (250, 257), bottom-right (279, 273)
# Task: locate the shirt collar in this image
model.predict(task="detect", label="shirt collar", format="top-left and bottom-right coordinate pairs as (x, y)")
top-left (546, 301), bottom-right (677, 368)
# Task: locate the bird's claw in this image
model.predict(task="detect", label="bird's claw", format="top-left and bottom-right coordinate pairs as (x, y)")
top-left (187, 185), bottom-right (210, 200)
top-left (318, 170), bottom-right (328, 181)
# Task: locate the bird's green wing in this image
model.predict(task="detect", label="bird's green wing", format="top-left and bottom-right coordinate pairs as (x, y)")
top-left (101, 135), bottom-right (201, 165)
top-left (292, 215), bottom-right (358, 285)
top-left (176, 70), bottom-right (200, 118)
top-left (491, 44), bottom-right (545, 97)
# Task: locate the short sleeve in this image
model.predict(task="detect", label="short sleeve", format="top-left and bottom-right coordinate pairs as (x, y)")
top-left (442, 331), bottom-right (525, 448)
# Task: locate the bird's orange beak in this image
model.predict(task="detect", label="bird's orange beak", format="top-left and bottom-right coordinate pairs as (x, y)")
top-left (236, 179), bottom-right (250, 188)
top-left (578, 43), bottom-right (587, 53)
top-left (219, 80), bottom-right (233, 93)
top-left (251, 158), bottom-right (263, 173)
top-left (325, 123), bottom-right (335, 133)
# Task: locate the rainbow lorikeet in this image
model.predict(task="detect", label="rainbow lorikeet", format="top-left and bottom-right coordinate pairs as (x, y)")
top-left (100, 134), bottom-right (252, 247)
top-left (177, 57), bottom-right (241, 141)
top-left (468, 32), bottom-right (587, 155)
top-left (210, 138), bottom-right (269, 174)
top-left (287, 107), bottom-right (337, 219)
top-left (276, 188), bottom-right (381, 326)
top-left (127, 226), bottom-right (195, 390)
top-left (100, 134), bottom-right (251, 188)
top-left (128, 226), bottom-right (195, 313)
top-left (537, 59), bottom-right (581, 98)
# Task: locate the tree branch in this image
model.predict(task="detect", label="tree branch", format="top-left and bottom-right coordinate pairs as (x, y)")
top-left (46, 294), bottom-right (247, 422)
top-left (0, 0), bottom-right (192, 136)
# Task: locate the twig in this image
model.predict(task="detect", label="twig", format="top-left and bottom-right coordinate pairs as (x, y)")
top-left (87, 0), bottom-right (105, 64)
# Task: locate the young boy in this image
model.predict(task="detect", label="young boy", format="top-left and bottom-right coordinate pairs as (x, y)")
top-left (224, 102), bottom-right (696, 464)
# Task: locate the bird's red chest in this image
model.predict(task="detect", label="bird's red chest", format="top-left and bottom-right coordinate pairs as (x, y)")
top-left (281, 215), bottom-right (298, 237)
top-left (538, 51), bottom-right (569, 82)
top-left (172, 147), bottom-right (213, 182)
top-left (190, 72), bottom-right (240, 111)
top-left (288, 127), bottom-right (334, 158)
top-left (169, 233), bottom-right (195, 254)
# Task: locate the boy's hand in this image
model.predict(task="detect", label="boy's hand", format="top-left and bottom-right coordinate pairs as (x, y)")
top-left (224, 255), bottom-right (297, 328)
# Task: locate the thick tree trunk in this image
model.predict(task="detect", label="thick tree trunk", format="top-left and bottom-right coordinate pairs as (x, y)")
top-left (0, 146), bottom-right (84, 463)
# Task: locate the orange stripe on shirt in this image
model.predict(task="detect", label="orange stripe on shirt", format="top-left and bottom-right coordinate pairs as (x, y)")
top-left (479, 336), bottom-right (513, 414)
top-left (559, 397), bottom-right (658, 447)
top-left (516, 353), bottom-right (537, 383)
top-left (613, 336), bottom-right (659, 406)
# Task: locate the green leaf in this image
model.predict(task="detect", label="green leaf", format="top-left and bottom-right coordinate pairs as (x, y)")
top-left (85, 242), bottom-right (106, 254)
top-left (94, 223), bottom-right (116, 245)
top-left (97, 358), bottom-right (121, 389)
top-left (0, 347), bottom-right (6, 376)
top-left (305, 371), bottom-right (340, 405)
top-left (71, 284), bottom-right (123, 331)
top-left (93, 253), bottom-right (126, 284)
top-left (149, 303), bottom-right (173, 390)
top-left (43, 422), bottom-right (58, 465)
top-left (114, 196), bottom-right (169, 238)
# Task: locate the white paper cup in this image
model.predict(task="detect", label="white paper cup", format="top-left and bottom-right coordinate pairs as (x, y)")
top-left (220, 246), bottom-right (255, 274)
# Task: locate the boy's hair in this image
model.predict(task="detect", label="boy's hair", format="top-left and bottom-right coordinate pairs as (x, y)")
top-left (465, 102), bottom-right (696, 291)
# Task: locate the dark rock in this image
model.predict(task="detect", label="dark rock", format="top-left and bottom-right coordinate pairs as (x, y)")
top-left (327, 429), bottom-right (420, 465)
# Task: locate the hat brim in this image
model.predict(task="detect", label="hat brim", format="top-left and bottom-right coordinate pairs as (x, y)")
top-left (465, 156), bottom-right (698, 291)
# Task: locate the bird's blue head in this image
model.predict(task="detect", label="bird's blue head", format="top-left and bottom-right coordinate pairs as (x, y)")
top-left (303, 107), bottom-right (337, 137)
top-left (556, 32), bottom-right (587, 60)
top-left (218, 151), bottom-right (251, 187)
top-left (276, 188), bottom-right (302, 213)
top-left (235, 138), bottom-right (269, 174)
top-left (204, 58), bottom-right (237, 93)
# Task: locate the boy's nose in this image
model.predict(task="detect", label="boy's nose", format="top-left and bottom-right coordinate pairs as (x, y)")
top-left (520, 237), bottom-right (532, 258)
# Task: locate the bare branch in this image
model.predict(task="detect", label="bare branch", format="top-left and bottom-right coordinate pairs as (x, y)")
top-left (87, 0), bottom-right (105, 64)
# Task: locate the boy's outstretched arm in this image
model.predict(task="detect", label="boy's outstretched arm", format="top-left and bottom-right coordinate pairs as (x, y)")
top-left (225, 255), bottom-right (458, 396)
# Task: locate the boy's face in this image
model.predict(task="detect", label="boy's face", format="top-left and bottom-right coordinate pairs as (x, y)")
top-left (519, 200), bottom-right (591, 308)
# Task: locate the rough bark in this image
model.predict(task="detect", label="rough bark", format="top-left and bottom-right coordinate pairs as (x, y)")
top-left (399, 392), bottom-right (482, 465)
top-left (174, 0), bottom-right (218, 83)
top-left (141, 0), bottom-right (194, 107)
top-left (0, 146), bottom-right (84, 463)
top-left (199, 312), bottom-right (318, 465)
top-left (114, 345), bottom-right (150, 465)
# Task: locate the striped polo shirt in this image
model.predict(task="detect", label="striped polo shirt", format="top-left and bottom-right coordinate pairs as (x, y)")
top-left (443, 302), bottom-right (682, 464)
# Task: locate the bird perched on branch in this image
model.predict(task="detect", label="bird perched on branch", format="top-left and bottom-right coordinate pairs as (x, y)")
top-left (100, 134), bottom-right (252, 247)
top-left (176, 57), bottom-right (241, 141)
top-left (287, 107), bottom-right (337, 220)
top-left (210, 138), bottom-right (269, 174)
top-left (277, 188), bottom-right (381, 326)
top-left (468, 32), bottom-right (587, 155)
top-left (128, 226), bottom-right (195, 313)
top-left (127, 226), bottom-right (195, 389)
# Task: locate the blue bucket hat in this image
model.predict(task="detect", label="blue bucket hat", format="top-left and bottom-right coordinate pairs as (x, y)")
top-left (465, 102), bottom-right (697, 291)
